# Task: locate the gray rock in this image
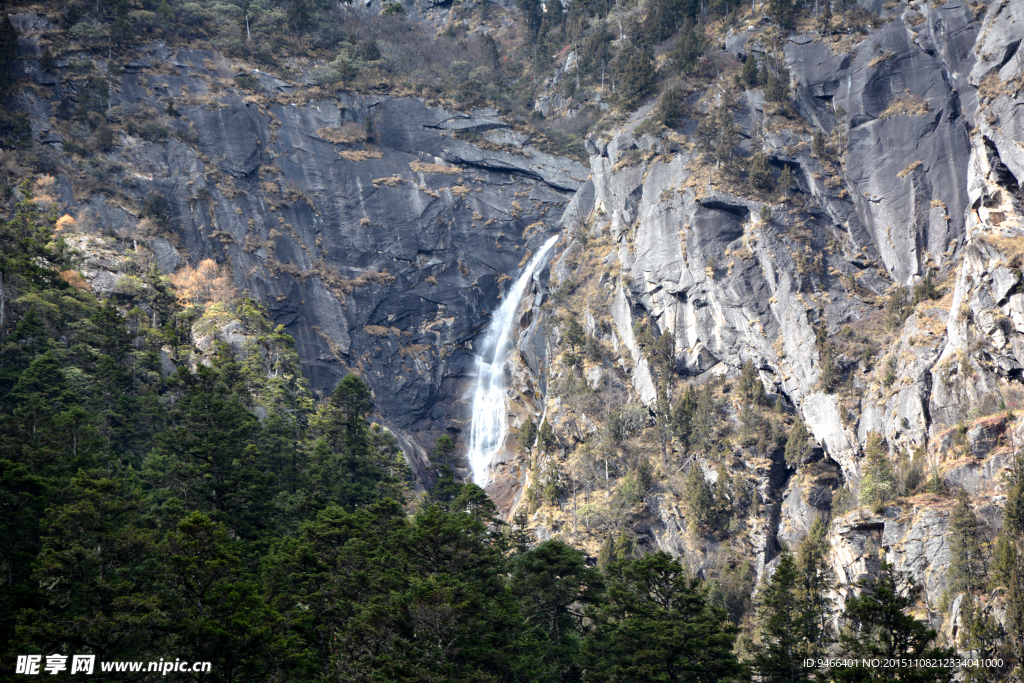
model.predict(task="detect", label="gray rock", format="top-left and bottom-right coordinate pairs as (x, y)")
top-left (149, 237), bottom-right (182, 273)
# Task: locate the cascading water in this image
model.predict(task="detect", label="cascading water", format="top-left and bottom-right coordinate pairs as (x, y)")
top-left (467, 234), bottom-right (560, 486)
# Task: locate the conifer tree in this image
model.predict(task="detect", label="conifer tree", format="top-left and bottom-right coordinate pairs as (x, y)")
top-left (990, 449), bottom-right (1024, 659)
top-left (684, 461), bottom-right (715, 532)
top-left (750, 152), bottom-right (773, 190)
top-left (511, 539), bottom-right (604, 681)
top-left (778, 164), bottom-right (795, 200)
top-left (812, 131), bottom-right (827, 158)
top-left (796, 516), bottom-right (834, 659)
top-left (657, 85), bottom-right (683, 127)
top-left (618, 50), bottom-right (655, 108)
top-left (586, 552), bottom-right (743, 683)
top-left (958, 594), bottom-right (1007, 683)
top-left (740, 54), bottom-right (759, 88)
top-left (751, 552), bottom-right (810, 683)
top-left (673, 384), bottom-right (697, 445)
top-left (563, 315), bottom-right (586, 352)
top-left (784, 415), bottom-right (812, 467)
top-left (519, 417), bottom-right (537, 453)
top-left (948, 488), bottom-right (987, 594)
top-left (859, 432), bottom-right (895, 508)
top-left (432, 433), bottom-right (458, 469)
top-left (739, 359), bottom-right (766, 404)
top-left (834, 562), bottom-right (955, 683)
top-left (0, 15), bottom-right (17, 93)
top-left (691, 384), bottom-right (719, 455)
top-left (669, 17), bottom-right (707, 75)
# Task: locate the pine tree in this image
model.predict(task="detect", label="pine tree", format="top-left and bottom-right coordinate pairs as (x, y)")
top-left (990, 450), bottom-right (1024, 658)
top-left (740, 401), bottom-right (765, 448)
top-left (0, 15), bottom-right (17, 93)
top-left (750, 152), bottom-right (773, 190)
top-left (812, 131), bottom-right (827, 158)
top-left (834, 562), bottom-right (955, 683)
top-left (784, 415), bottom-right (812, 467)
top-left (656, 85), bottom-right (683, 128)
top-left (519, 417), bottom-right (537, 453)
top-left (684, 461), bottom-right (715, 532)
top-left (673, 385), bottom-right (697, 446)
top-left (563, 315), bottom-right (586, 352)
top-left (751, 552), bottom-right (811, 683)
top-left (948, 489), bottom-right (987, 594)
top-left (164, 512), bottom-right (294, 682)
top-left (778, 164), bottom-right (795, 200)
top-left (538, 417), bottom-right (556, 453)
top-left (740, 55), bottom-right (759, 88)
top-left (691, 384), bottom-right (719, 455)
top-left (586, 552), bottom-right (743, 683)
top-left (767, 0), bottom-right (794, 27)
top-left (698, 97), bottom-right (740, 170)
top-left (508, 506), bottom-right (534, 552)
top-left (796, 516), bottom-right (834, 660)
top-left (618, 50), bottom-right (656, 109)
top-left (431, 433), bottom-right (458, 469)
top-left (859, 432), bottom-right (895, 508)
top-left (739, 359), bottom-right (766, 404)
top-left (669, 18), bottom-right (707, 75)
top-left (146, 365), bottom-right (272, 536)
top-left (510, 539), bottom-right (604, 682)
top-left (958, 594), bottom-right (1007, 683)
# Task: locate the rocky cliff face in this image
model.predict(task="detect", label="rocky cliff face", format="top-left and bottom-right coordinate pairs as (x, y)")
top-left (14, 26), bottom-right (590, 474)
top-left (486, 0), bottom-right (1024, 641)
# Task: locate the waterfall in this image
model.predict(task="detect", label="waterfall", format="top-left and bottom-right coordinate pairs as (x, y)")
top-left (467, 234), bottom-right (560, 486)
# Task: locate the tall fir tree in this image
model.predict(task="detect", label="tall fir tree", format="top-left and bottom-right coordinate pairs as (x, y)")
top-left (948, 488), bottom-right (987, 594)
top-left (585, 552), bottom-right (743, 683)
top-left (751, 552), bottom-right (811, 683)
top-left (785, 415), bottom-right (812, 467)
top-left (834, 562), bottom-right (955, 683)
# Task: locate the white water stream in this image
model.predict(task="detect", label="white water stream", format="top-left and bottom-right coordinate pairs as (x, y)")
top-left (467, 234), bottom-right (560, 486)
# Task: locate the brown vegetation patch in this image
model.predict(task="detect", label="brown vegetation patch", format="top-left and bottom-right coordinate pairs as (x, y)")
top-left (409, 160), bottom-right (462, 175)
top-left (897, 160), bottom-right (922, 179)
top-left (978, 73), bottom-right (1006, 104)
top-left (59, 269), bottom-right (91, 291)
top-left (317, 123), bottom-right (368, 144)
top-left (880, 94), bottom-right (932, 118)
top-left (339, 148), bottom-right (383, 161)
top-left (868, 51), bottom-right (894, 67)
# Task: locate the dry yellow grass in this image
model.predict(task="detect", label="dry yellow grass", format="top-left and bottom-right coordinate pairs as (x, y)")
top-left (450, 185), bottom-right (471, 197)
top-left (897, 160), bottom-right (922, 179)
top-left (980, 234), bottom-right (1024, 259)
top-left (339, 149), bottom-right (383, 161)
top-left (372, 176), bottom-right (405, 187)
top-left (55, 214), bottom-right (77, 232)
top-left (364, 325), bottom-right (391, 336)
top-left (59, 270), bottom-right (91, 291)
top-left (978, 73), bottom-right (1007, 104)
top-left (409, 160), bottom-right (462, 175)
top-left (317, 123), bottom-right (368, 144)
top-left (880, 94), bottom-right (932, 118)
top-left (868, 51), bottom-right (894, 67)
